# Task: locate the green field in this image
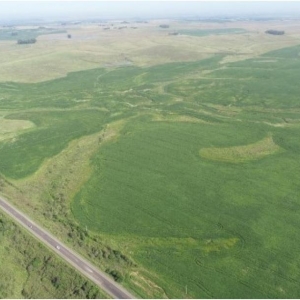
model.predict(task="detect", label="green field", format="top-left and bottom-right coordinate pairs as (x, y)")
top-left (1, 30), bottom-right (300, 298)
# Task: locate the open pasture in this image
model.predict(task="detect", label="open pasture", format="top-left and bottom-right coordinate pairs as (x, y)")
top-left (1, 20), bottom-right (300, 298)
top-left (1, 19), bottom-right (300, 82)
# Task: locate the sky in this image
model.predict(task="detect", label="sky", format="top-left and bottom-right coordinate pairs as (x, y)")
top-left (0, 1), bottom-right (300, 21)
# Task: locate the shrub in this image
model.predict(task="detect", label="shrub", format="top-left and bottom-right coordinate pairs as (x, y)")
top-left (17, 38), bottom-right (37, 44)
top-left (265, 29), bottom-right (285, 35)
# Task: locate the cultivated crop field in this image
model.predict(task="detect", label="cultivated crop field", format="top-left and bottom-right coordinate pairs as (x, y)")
top-left (1, 19), bottom-right (300, 298)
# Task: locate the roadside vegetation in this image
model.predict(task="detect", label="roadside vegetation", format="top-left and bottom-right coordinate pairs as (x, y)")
top-left (1, 21), bottom-right (300, 298)
top-left (0, 212), bottom-right (109, 298)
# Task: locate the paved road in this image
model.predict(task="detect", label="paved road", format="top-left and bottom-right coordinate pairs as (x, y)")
top-left (0, 196), bottom-right (135, 299)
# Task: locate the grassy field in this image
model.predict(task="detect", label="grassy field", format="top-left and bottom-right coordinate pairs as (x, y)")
top-left (0, 19), bottom-right (300, 82)
top-left (1, 20), bottom-right (300, 298)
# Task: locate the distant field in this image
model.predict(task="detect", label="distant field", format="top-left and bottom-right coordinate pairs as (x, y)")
top-left (1, 21), bottom-right (300, 298)
top-left (0, 20), bottom-right (300, 82)
top-left (177, 28), bottom-right (248, 36)
top-left (0, 28), bottom-right (66, 41)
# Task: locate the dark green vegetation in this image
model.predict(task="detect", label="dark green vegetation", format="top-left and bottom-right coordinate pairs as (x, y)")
top-left (0, 212), bottom-right (108, 299)
top-left (1, 43), bottom-right (300, 298)
top-left (0, 27), bottom-right (66, 41)
top-left (177, 28), bottom-right (247, 36)
top-left (265, 29), bottom-right (285, 35)
top-left (0, 110), bottom-right (108, 178)
top-left (17, 38), bottom-right (37, 44)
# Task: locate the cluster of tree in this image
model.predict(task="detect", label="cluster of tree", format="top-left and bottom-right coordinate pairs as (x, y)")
top-left (105, 268), bottom-right (124, 283)
top-left (265, 29), bottom-right (285, 35)
top-left (159, 24), bottom-right (169, 28)
top-left (17, 38), bottom-right (36, 44)
top-left (0, 215), bottom-right (105, 299)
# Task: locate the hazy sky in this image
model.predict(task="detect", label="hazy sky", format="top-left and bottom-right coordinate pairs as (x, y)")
top-left (1, 1), bottom-right (300, 21)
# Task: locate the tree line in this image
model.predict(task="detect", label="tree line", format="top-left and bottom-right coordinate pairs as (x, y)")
top-left (265, 30), bottom-right (285, 35)
top-left (17, 38), bottom-right (37, 44)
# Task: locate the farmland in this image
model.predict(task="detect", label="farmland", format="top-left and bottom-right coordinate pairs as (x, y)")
top-left (1, 19), bottom-right (300, 298)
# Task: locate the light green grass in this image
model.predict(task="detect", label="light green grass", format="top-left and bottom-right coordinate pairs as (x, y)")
top-left (200, 135), bottom-right (282, 163)
top-left (0, 118), bottom-right (34, 141)
top-left (0, 240), bottom-right (27, 298)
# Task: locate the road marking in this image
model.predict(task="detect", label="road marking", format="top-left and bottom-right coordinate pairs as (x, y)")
top-left (86, 267), bottom-right (93, 273)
